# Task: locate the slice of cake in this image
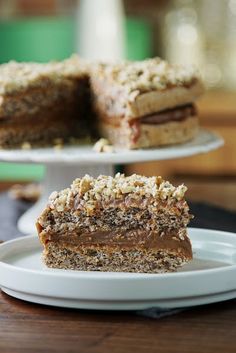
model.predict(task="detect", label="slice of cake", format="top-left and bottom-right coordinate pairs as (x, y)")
top-left (36, 174), bottom-right (193, 273)
top-left (90, 58), bottom-right (204, 149)
top-left (0, 55), bottom-right (93, 148)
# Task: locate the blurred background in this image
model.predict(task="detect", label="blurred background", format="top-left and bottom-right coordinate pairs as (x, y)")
top-left (0, 0), bottom-right (236, 210)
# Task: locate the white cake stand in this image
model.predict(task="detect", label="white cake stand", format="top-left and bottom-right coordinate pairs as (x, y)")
top-left (0, 129), bottom-right (223, 234)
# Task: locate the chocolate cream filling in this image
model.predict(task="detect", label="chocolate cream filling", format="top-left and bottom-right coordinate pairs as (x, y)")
top-left (99, 103), bottom-right (196, 127)
top-left (127, 103), bottom-right (197, 143)
top-left (137, 103), bottom-right (196, 125)
top-left (40, 228), bottom-right (192, 256)
top-left (99, 103), bottom-right (197, 143)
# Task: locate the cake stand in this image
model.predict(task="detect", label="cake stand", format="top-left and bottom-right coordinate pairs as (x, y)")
top-left (0, 129), bottom-right (223, 234)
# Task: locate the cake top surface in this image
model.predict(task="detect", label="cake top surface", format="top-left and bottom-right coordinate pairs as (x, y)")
top-left (0, 55), bottom-right (88, 95)
top-left (93, 57), bottom-right (202, 99)
top-left (0, 55), bottom-right (202, 98)
top-left (49, 173), bottom-right (187, 213)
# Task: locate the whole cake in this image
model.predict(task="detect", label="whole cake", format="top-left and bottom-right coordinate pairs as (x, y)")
top-left (0, 56), bottom-right (203, 150)
top-left (36, 174), bottom-right (193, 273)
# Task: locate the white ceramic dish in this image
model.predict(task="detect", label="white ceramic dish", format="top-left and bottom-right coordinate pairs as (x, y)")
top-left (0, 129), bottom-right (223, 165)
top-left (0, 228), bottom-right (236, 310)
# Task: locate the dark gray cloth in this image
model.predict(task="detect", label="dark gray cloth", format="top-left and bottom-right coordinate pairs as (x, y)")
top-left (0, 192), bottom-right (30, 241)
top-left (189, 202), bottom-right (236, 233)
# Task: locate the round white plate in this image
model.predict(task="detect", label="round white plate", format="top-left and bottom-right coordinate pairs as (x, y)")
top-left (0, 129), bottom-right (223, 165)
top-left (1, 228), bottom-right (236, 310)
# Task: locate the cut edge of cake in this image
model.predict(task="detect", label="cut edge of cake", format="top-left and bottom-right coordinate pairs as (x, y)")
top-left (90, 58), bottom-right (204, 149)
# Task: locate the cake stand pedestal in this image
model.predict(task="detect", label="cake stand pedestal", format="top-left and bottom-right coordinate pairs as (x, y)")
top-left (0, 129), bottom-right (224, 234)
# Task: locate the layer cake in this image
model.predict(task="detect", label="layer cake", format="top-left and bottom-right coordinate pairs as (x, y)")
top-left (0, 56), bottom-right (203, 149)
top-left (36, 174), bottom-right (193, 273)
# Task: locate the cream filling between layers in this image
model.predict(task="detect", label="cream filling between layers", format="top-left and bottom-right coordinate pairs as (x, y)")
top-left (38, 227), bottom-right (192, 259)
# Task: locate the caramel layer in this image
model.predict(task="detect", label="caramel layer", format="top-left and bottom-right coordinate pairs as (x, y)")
top-left (40, 228), bottom-right (192, 258)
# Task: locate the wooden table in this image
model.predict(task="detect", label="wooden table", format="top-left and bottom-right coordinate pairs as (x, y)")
top-left (1, 291), bottom-right (236, 353)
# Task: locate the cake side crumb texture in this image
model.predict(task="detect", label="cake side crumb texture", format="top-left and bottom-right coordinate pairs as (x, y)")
top-left (44, 243), bottom-right (189, 273)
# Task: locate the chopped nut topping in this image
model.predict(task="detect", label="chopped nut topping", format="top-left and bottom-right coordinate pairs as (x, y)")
top-left (0, 55), bottom-right (88, 95)
top-left (49, 191), bottom-right (58, 201)
top-left (93, 57), bottom-right (201, 100)
top-left (49, 173), bottom-right (188, 214)
top-left (79, 175), bottom-right (93, 196)
top-left (173, 184), bottom-right (187, 201)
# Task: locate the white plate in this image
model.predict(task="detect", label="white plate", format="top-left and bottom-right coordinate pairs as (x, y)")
top-left (1, 228), bottom-right (236, 310)
top-left (0, 129), bottom-right (223, 165)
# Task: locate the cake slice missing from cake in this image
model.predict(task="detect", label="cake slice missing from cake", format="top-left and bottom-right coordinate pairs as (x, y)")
top-left (91, 58), bottom-right (204, 149)
top-left (36, 174), bottom-right (193, 273)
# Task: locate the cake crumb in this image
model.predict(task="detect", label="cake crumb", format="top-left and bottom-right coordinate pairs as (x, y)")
top-left (102, 144), bottom-right (114, 153)
top-left (21, 142), bottom-right (31, 150)
top-left (53, 137), bottom-right (64, 150)
top-left (9, 183), bottom-right (41, 202)
top-left (93, 138), bottom-right (114, 153)
top-left (53, 138), bottom-right (64, 145)
top-left (53, 144), bottom-right (63, 151)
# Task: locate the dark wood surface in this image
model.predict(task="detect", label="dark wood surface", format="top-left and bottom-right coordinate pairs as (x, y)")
top-left (1, 292), bottom-right (236, 353)
top-left (1, 183), bottom-right (236, 352)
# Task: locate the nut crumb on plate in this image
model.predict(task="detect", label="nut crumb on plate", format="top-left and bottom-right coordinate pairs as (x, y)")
top-left (93, 138), bottom-right (114, 153)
